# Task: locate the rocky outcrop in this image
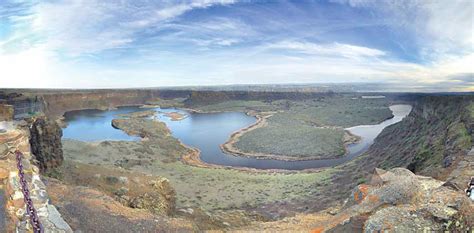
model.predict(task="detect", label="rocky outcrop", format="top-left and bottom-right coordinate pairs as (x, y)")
top-left (29, 117), bottom-right (64, 172)
top-left (0, 128), bottom-right (72, 232)
top-left (46, 179), bottom-right (195, 232)
top-left (127, 177), bottom-right (176, 216)
top-left (446, 147), bottom-right (474, 196)
top-left (312, 168), bottom-right (473, 232)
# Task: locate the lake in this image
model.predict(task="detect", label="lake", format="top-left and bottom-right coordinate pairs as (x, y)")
top-left (63, 104), bottom-right (412, 170)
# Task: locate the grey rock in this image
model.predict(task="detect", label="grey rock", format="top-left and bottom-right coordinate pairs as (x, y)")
top-left (365, 206), bottom-right (442, 232)
top-left (118, 176), bottom-right (129, 184)
top-left (46, 204), bottom-right (73, 232)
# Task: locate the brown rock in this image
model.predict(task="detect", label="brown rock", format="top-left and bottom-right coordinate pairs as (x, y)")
top-left (29, 117), bottom-right (63, 172)
top-left (369, 168), bottom-right (387, 186)
top-left (0, 167), bottom-right (9, 179)
top-left (128, 177), bottom-right (176, 216)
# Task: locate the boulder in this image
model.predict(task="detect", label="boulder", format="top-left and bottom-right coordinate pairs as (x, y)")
top-left (128, 177), bottom-right (176, 216)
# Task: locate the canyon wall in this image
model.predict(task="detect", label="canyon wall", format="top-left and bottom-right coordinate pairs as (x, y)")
top-left (3, 89), bottom-right (421, 120)
top-left (0, 91), bottom-right (45, 119)
top-left (184, 90), bottom-right (335, 106)
top-left (0, 104), bottom-right (14, 121)
top-left (363, 95), bottom-right (473, 177)
top-left (41, 90), bottom-right (337, 117)
top-left (318, 95), bottom-right (473, 208)
top-left (40, 90), bottom-right (190, 118)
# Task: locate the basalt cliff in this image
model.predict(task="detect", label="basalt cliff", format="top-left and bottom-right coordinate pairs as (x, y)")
top-left (0, 90), bottom-right (472, 232)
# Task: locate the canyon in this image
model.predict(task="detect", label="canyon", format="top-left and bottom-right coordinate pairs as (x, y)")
top-left (0, 89), bottom-right (472, 232)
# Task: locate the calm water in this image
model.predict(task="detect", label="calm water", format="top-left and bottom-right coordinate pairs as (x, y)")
top-left (63, 107), bottom-right (142, 141)
top-left (63, 105), bottom-right (412, 170)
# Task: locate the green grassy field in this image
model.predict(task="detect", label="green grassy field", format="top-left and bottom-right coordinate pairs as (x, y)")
top-left (235, 113), bottom-right (346, 159)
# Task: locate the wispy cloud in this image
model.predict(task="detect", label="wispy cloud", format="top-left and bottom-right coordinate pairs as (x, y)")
top-left (332, 0), bottom-right (473, 58)
top-left (265, 41), bottom-right (386, 58)
top-left (0, 0), bottom-right (472, 91)
top-left (30, 0), bottom-right (237, 55)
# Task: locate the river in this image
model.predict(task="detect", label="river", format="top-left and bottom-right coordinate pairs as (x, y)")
top-left (63, 104), bottom-right (412, 170)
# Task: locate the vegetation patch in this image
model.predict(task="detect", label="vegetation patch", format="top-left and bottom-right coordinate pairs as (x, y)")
top-left (145, 98), bottom-right (186, 108)
top-left (235, 113), bottom-right (346, 159)
top-left (62, 138), bottom-right (334, 212)
top-left (217, 96), bottom-right (392, 160)
top-left (195, 100), bottom-right (278, 112)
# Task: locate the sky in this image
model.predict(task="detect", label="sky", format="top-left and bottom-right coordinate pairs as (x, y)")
top-left (0, 0), bottom-right (473, 91)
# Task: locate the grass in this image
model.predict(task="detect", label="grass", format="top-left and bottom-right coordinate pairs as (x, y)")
top-left (63, 139), bottom-right (334, 211)
top-left (150, 160), bottom-right (333, 210)
top-left (62, 109), bottom-right (335, 211)
top-left (282, 98), bottom-right (393, 127)
top-left (468, 101), bottom-right (474, 119)
top-left (145, 98), bottom-right (186, 108)
top-left (235, 113), bottom-right (346, 158)
top-left (220, 96), bottom-right (393, 159)
top-left (195, 100), bottom-right (278, 112)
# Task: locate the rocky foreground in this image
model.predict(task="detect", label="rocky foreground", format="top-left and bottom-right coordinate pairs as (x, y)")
top-left (237, 167), bottom-right (474, 232)
top-left (0, 126), bottom-right (72, 232)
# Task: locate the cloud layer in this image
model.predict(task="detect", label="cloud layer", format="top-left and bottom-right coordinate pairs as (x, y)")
top-left (0, 0), bottom-right (472, 91)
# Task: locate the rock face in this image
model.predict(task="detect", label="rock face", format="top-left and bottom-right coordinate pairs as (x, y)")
top-left (365, 96), bottom-right (473, 177)
top-left (315, 168), bottom-right (473, 232)
top-left (29, 117), bottom-right (64, 172)
top-left (41, 89), bottom-right (190, 118)
top-left (128, 177), bottom-right (176, 216)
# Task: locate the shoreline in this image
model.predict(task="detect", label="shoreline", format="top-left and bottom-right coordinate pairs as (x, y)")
top-left (179, 139), bottom-right (326, 174)
top-left (106, 109), bottom-right (315, 173)
top-left (61, 103), bottom-right (401, 172)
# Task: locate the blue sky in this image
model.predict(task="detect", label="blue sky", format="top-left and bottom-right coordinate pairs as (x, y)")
top-left (0, 0), bottom-right (472, 91)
